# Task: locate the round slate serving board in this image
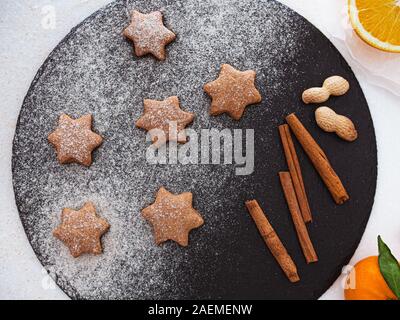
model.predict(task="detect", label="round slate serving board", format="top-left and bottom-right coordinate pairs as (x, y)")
top-left (12, 0), bottom-right (377, 299)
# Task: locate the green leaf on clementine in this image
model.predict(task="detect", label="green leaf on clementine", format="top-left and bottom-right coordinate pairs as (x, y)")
top-left (378, 236), bottom-right (400, 299)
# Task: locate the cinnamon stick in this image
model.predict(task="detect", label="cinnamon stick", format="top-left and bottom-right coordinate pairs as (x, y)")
top-left (279, 172), bottom-right (318, 264)
top-left (279, 124), bottom-right (312, 223)
top-left (245, 199), bottom-right (300, 282)
top-left (286, 113), bottom-right (349, 204)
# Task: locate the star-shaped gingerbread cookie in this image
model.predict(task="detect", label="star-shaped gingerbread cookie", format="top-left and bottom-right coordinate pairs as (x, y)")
top-left (135, 96), bottom-right (194, 146)
top-left (48, 114), bottom-right (103, 167)
top-left (204, 64), bottom-right (262, 120)
top-left (123, 10), bottom-right (176, 60)
top-left (53, 202), bottom-right (110, 258)
top-left (142, 187), bottom-right (204, 246)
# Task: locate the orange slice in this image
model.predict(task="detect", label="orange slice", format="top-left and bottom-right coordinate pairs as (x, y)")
top-left (348, 0), bottom-right (400, 53)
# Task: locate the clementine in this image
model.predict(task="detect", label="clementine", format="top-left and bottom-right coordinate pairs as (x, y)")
top-left (344, 256), bottom-right (397, 300)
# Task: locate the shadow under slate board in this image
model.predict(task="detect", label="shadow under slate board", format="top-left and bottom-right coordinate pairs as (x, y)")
top-left (12, 0), bottom-right (377, 299)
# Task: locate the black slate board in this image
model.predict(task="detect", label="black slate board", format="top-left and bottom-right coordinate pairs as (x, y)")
top-left (12, 0), bottom-right (377, 299)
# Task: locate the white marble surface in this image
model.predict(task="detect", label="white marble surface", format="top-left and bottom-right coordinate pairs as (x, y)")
top-left (0, 0), bottom-right (399, 300)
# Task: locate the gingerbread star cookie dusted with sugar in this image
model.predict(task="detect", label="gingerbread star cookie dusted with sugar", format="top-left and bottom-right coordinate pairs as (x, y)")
top-left (135, 96), bottom-right (194, 146)
top-left (48, 114), bottom-right (103, 166)
top-left (123, 10), bottom-right (176, 60)
top-left (53, 202), bottom-right (110, 258)
top-left (204, 64), bottom-right (262, 120)
top-left (142, 187), bottom-right (204, 246)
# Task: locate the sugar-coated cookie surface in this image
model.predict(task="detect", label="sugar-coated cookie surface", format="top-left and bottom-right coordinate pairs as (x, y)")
top-left (48, 114), bottom-right (103, 167)
top-left (204, 64), bottom-right (262, 120)
top-left (53, 202), bottom-right (110, 258)
top-left (123, 10), bottom-right (176, 60)
top-left (135, 96), bottom-right (194, 146)
top-left (142, 187), bottom-right (204, 246)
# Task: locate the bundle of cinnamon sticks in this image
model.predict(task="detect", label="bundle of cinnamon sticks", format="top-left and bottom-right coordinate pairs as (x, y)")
top-left (245, 113), bottom-right (349, 282)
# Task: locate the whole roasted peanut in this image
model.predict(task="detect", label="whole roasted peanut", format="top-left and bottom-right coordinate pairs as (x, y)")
top-left (302, 76), bottom-right (350, 104)
top-left (315, 106), bottom-right (357, 142)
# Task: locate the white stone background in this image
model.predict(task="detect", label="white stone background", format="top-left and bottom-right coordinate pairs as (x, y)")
top-left (0, 0), bottom-right (399, 300)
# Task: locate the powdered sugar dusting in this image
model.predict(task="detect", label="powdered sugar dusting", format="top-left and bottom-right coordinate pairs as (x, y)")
top-left (13, 0), bottom-right (311, 299)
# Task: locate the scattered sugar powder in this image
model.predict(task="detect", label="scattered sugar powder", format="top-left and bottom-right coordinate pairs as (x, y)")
top-left (12, 0), bottom-right (311, 299)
